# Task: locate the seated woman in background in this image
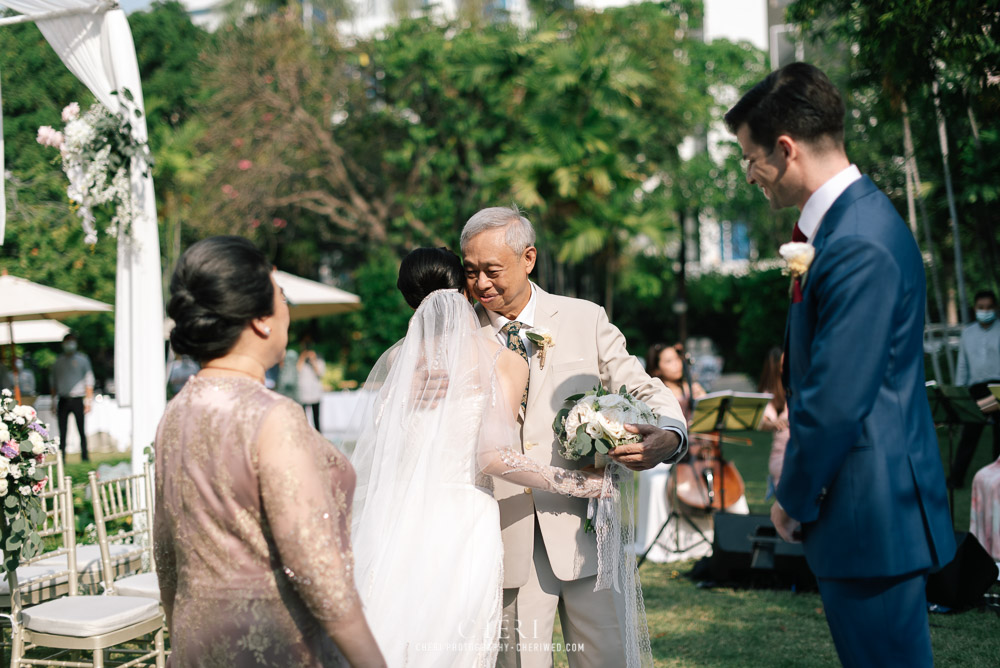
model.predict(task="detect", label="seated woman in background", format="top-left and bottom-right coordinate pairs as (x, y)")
top-left (154, 236), bottom-right (384, 667)
top-left (646, 342), bottom-right (706, 419)
top-left (758, 346), bottom-right (789, 498)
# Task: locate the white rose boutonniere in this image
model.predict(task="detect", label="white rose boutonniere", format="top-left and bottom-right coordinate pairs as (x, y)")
top-left (524, 326), bottom-right (554, 369)
top-left (779, 242), bottom-right (815, 279)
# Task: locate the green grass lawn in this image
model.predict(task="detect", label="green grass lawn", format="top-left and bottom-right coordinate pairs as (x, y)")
top-left (550, 427), bottom-right (1000, 667)
top-left (64, 430), bottom-right (1000, 667)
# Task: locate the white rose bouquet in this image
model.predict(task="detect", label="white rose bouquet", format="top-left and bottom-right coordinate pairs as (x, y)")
top-left (0, 389), bottom-right (58, 573)
top-left (553, 385), bottom-right (657, 463)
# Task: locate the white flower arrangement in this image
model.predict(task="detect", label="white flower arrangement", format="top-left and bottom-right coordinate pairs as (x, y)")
top-left (524, 326), bottom-right (554, 369)
top-left (37, 89), bottom-right (152, 245)
top-left (779, 242), bottom-right (815, 280)
top-left (553, 385), bottom-right (656, 462)
top-left (0, 389), bottom-right (58, 573)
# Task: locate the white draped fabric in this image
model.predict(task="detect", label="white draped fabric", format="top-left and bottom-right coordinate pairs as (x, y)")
top-left (0, 0), bottom-right (165, 471)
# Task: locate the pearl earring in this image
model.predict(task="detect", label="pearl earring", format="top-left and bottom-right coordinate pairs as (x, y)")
top-left (262, 325), bottom-right (271, 337)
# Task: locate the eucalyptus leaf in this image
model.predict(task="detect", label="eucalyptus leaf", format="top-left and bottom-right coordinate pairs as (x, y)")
top-left (4, 496), bottom-right (18, 509)
top-left (595, 439), bottom-right (609, 454)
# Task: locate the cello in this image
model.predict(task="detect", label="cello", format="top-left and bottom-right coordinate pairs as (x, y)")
top-left (668, 434), bottom-right (746, 513)
top-left (665, 356), bottom-right (746, 512)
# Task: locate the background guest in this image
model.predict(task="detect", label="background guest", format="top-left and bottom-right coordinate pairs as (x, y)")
top-left (276, 348), bottom-right (300, 401)
top-left (50, 332), bottom-right (94, 461)
top-left (155, 235), bottom-right (384, 666)
top-left (166, 354), bottom-right (199, 399)
top-left (949, 289), bottom-right (1000, 488)
top-left (0, 360), bottom-right (11, 392)
top-left (646, 342), bottom-right (706, 419)
top-left (296, 333), bottom-right (326, 432)
top-left (757, 346), bottom-right (789, 497)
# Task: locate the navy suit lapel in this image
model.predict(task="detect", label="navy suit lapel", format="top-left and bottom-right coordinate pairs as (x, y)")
top-left (783, 176), bottom-right (876, 395)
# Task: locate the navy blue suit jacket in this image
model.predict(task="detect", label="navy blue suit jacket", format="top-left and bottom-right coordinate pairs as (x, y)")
top-left (777, 176), bottom-right (956, 579)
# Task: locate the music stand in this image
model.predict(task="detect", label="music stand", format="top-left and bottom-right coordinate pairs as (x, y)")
top-left (689, 391), bottom-right (772, 512)
top-left (637, 391), bottom-right (771, 568)
top-left (926, 382), bottom-right (988, 523)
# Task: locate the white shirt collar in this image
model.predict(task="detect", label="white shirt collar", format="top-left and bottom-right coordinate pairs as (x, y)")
top-left (797, 164), bottom-right (862, 242)
top-left (487, 283), bottom-right (538, 333)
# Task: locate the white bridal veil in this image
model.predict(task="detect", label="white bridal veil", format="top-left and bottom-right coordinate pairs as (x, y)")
top-left (349, 288), bottom-right (648, 667)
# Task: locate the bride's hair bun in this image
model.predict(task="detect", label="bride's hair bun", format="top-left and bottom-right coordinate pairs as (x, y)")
top-left (397, 247), bottom-right (463, 309)
top-left (167, 236), bottom-right (274, 362)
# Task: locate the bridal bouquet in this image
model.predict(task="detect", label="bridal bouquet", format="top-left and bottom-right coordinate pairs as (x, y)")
top-left (553, 385), bottom-right (657, 463)
top-left (553, 385), bottom-right (655, 665)
top-left (36, 89), bottom-right (153, 245)
top-left (0, 390), bottom-right (57, 572)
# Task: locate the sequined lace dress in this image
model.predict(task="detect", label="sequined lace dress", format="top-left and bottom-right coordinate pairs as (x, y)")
top-left (154, 376), bottom-right (359, 667)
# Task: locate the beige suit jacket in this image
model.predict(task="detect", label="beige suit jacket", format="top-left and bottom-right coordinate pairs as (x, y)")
top-left (477, 285), bottom-right (688, 587)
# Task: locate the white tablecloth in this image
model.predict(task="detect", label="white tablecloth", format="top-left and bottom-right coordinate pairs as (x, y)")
top-left (34, 395), bottom-right (132, 453)
top-left (315, 390), bottom-right (376, 453)
top-left (634, 462), bottom-right (749, 563)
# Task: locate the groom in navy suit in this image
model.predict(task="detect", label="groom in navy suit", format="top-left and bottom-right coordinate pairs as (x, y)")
top-left (725, 63), bottom-right (956, 667)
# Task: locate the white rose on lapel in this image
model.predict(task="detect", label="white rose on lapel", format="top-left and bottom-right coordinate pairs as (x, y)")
top-left (524, 326), bottom-right (554, 369)
top-left (779, 242), bottom-right (815, 281)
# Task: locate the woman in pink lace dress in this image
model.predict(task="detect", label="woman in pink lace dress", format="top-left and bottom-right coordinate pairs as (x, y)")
top-left (154, 236), bottom-right (385, 667)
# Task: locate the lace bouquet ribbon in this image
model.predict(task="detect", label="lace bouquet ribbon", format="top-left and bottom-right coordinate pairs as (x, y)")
top-left (553, 385), bottom-right (656, 668)
top-left (590, 461), bottom-right (653, 668)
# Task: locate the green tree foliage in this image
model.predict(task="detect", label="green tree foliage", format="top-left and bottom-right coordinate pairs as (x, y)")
top-left (787, 0), bottom-right (1000, 310)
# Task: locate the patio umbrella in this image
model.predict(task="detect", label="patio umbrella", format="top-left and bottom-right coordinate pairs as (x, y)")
top-left (273, 270), bottom-right (361, 321)
top-left (0, 274), bottom-right (112, 401)
top-left (163, 271), bottom-right (362, 339)
top-left (0, 319), bottom-right (70, 345)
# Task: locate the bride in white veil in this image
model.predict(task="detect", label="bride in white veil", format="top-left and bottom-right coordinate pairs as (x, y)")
top-left (350, 248), bottom-right (604, 668)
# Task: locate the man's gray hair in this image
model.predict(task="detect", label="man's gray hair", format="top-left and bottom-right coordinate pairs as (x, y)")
top-left (460, 206), bottom-right (536, 255)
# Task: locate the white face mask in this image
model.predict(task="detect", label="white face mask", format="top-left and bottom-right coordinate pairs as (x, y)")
top-left (63, 341), bottom-right (78, 354)
top-left (14, 360), bottom-right (23, 371)
top-left (976, 309), bottom-right (997, 325)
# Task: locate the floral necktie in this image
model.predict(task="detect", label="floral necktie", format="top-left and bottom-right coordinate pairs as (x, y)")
top-left (501, 321), bottom-right (529, 410)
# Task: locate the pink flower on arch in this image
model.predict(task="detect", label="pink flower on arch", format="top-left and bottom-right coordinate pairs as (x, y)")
top-left (272, 218), bottom-right (287, 229)
top-left (238, 159), bottom-right (253, 171)
top-left (261, 113), bottom-right (274, 123)
top-left (249, 219), bottom-right (261, 229)
top-left (62, 102), bottom-right (80, 122)
top-left (36, 126), bottom-right (64, 148)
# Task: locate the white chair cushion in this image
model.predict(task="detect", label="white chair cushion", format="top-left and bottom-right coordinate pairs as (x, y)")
top-left (22, 595), bottom-right (161, 637)
top-left (35, 544), bottom-right (137, 573)
top-left (0, 566), bottom-right (68, 594)
top-left (113, 572), bottom-right (160, 600)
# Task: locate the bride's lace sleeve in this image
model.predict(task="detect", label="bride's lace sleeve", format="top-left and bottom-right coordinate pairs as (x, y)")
top-left (475, 360), bottom-right (603, 498)
top-left (479, 445), bottom-right (604, 497)
top-left (258, 398), bottom-right (361, 624)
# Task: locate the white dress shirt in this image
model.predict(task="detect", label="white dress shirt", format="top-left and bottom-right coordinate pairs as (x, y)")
top-left (485, 283), bottom-right (538, 355)
top-left (797, 164), bottom-right (862, 242)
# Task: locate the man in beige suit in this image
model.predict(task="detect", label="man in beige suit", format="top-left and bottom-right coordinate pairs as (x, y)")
top-left (461, 207), bottom-right (688, 668)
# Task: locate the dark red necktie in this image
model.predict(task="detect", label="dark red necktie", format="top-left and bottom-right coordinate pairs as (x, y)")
top-left (792, 223), bottom-right (807, 243)
top-left (791, 223), bottom-right (806, 303)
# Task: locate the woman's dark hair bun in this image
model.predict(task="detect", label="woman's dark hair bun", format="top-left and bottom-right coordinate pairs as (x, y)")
top-left (167, 236), bottom-right (274, 362)
top-left (397, 247), bottom-right (464, 309)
